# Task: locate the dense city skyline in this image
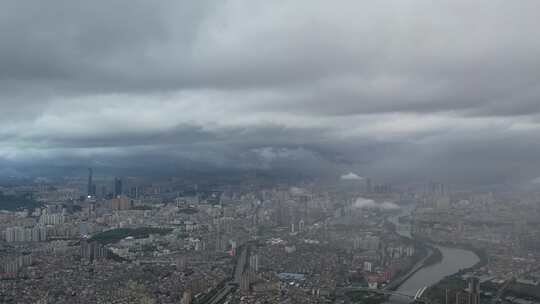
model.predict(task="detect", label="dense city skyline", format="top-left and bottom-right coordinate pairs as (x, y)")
top-left (2, 1), bottom-right (540, 186)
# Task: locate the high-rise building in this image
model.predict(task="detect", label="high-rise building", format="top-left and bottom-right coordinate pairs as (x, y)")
top-left (366, 178), bottom-right (372, 193)
top-left (39, 214), bottom-right (65, 225)
top-left (1, 254), bottom-right (33, 276)
top-left (456, 291), bottom-right (469, 304)
top-left (455, 277), bottom-right (481, 304)
top-left (249, 254), bottom-right (259, 272)
top-left (87, 168), bottom-right (93, 197)
top-left (240, 271), bottom-right (250, 292)
top-left (114, 178), bottom-right (123, 197)
top-left (80, 238), bottom-right (110, 262)
top-left (363, 261), bottom-right (373, 272)
top-left (4, 226), bottom-right (47, 242)
top-left (276, 199), bottom-right (285, 226)
top-left (230, 240), bottom-right (237, 256)
top-left (101, 185), bottom-right (107, 199)
top-left (130, 186), bottom-right (138, 199)
top-left (181, 290), bottom-right (192, 304)
top-left (111, 196), bottom-right (132, 210)
top-left (429, 181), bottom-right (445, 196)
top-left (467, 277), bottom-right (480, 294)
top-left (468, 277), bottom-right (481, 304)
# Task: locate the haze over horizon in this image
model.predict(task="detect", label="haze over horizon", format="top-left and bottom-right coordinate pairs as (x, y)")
top-left (2, 1), bottom-right (540, 186)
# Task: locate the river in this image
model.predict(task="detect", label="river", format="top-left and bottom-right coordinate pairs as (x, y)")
top-left (388, 205), bottom-right (479, 303)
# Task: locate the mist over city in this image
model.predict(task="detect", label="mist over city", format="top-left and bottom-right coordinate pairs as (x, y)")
top-left (2, 1), bottom-right (540, 304)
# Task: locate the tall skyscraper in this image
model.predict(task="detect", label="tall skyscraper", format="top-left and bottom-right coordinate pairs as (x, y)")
top-left (455, 277), bottom-right (481, 304)
top-left (101, 185), bottom-right (107, 199)
top-left (366, 178), bottom-right (372, 193)
top-left (468, 277), bottom-right (480, 304)
top-left (87, 168), bottom-right (93, 197)
top-left (114, 177), bottom-right (123, 197)
top-left (130, 186), bottom-right (138, 199)
top-left (181, 290), bottom-right (192, 304)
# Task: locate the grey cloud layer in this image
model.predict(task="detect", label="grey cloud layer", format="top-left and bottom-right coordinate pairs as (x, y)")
top-left (2, 0), bottom-right (540, 184)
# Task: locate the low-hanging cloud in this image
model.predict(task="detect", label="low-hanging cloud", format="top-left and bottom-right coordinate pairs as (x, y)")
top-left (352, 197), bottom-right (400, 210)
top-left (340, 172), bottom-right (363, 180)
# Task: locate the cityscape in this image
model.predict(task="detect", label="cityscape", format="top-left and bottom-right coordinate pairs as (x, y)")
top-left (2, 1), bottom-right (540, 304)
top-left (2, 172), bottom-right (540, 304)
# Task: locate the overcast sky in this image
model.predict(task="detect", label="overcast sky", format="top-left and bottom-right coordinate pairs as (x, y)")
top-left (2, 1), bottom-right (540, 185)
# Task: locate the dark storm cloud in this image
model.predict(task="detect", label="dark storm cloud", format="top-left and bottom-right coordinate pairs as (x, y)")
top-left (2, 0), bottom-right (540, 185)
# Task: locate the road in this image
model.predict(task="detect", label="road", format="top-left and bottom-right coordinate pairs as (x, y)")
top-left (204, 245), bottom-right (249, 304)
top-left (336, 287), bottom-right (431, 304)
top-left (233, 246), bottom-right (248, 284)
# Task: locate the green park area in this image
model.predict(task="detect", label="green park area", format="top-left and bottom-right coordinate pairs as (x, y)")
top-left (345, 291), bottom-right (387, 304)
top-left (90, 227), bottom-right (173, 244)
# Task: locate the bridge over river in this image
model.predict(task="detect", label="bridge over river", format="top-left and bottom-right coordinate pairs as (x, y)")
top-left (338, 286), bottom-right (431, 304)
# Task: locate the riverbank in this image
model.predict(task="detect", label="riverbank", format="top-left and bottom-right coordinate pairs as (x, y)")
top-left (418, 241), bottom-right (488, 303)
top-left (382, 207), bottom-right (480, 304)
top-left (413, 237), bottom-right (488, 273)
top-left (385, 246), bottom-right (433, 291)
top-left (423, 244), bottom-right (443, 267)
top-left (384, 215), bottom-right (443, 291)
top-left (390, 233), bottom-right (479, 302)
